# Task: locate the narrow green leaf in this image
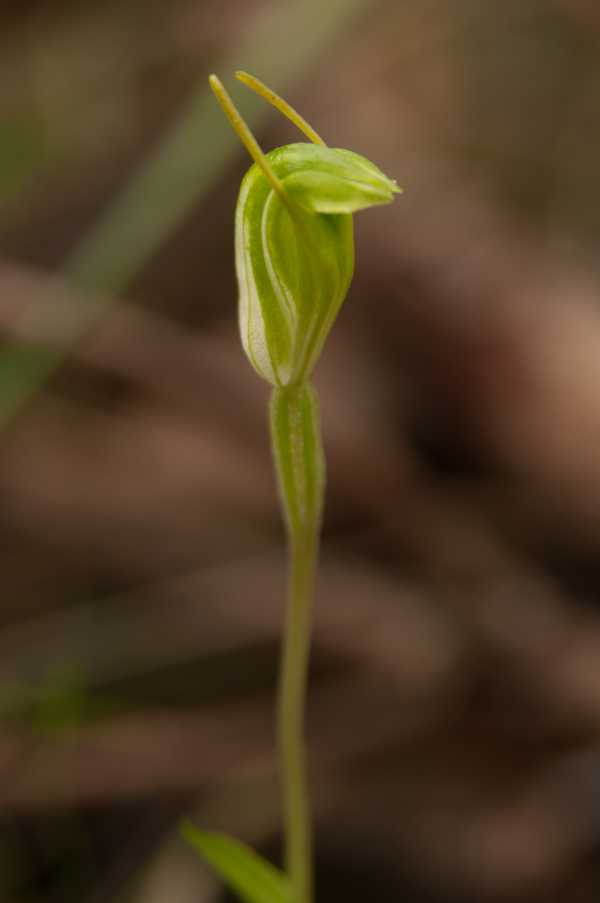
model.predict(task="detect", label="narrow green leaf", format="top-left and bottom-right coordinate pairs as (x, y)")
top-left (182, 822), bottom-right (291, 903)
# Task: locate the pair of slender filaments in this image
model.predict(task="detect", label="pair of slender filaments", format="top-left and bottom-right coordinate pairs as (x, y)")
top-left (209, 72), bottom-right (325, 199)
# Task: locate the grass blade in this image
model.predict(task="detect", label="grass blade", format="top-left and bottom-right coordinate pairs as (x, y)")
top-left (182, 822), bottom-right (291, 903)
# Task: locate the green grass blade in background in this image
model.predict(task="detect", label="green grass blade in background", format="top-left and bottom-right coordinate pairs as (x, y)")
top-left (182, 823), bottom-right (291, 903)
top-left (0, 0), bottom-right (373, 428)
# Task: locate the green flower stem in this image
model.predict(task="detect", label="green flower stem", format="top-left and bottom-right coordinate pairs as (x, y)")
top-left (270, 382), bottom-right (325, 903)
top-left (278, 523), bottom-right (317, 903)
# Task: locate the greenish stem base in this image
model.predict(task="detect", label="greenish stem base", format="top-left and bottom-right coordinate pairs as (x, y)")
top-left (270, 383), bottom-right (325, 903)
top-left (277, 525), bottom-right (318, 903)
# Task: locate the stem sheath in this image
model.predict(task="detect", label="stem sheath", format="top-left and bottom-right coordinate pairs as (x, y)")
top-left (270, 382), bottom-right (325, 903)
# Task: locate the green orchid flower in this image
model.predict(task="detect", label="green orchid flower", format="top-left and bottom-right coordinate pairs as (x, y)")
top-left (186, 72), bottom-right (401, 903)
top-left (210, 71), bottom-right (400, 387)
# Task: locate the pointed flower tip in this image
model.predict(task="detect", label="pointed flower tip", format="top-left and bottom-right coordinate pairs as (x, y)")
top-left (369, 174), bottom-right (403, 205)
top-left (375, 176), bottom-right (403, 204)
top-left (331, 149), bottom-right (401, 206)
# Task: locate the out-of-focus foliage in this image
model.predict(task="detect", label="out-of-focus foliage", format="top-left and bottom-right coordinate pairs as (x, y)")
top-left (183, 824), bottom-right (291, 903)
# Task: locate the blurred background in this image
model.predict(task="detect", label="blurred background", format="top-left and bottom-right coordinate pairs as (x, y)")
top-left (1, 0), bottom-right (600, 900)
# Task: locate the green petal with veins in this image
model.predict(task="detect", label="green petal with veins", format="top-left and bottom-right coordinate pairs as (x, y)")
top-left (235, 143), bottom-right (399, 387)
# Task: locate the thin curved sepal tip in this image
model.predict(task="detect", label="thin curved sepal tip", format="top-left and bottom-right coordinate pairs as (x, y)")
top-left (235, 71), bottom-right (326, 147)
top-left (208, 74), bottom-right (286, 198)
